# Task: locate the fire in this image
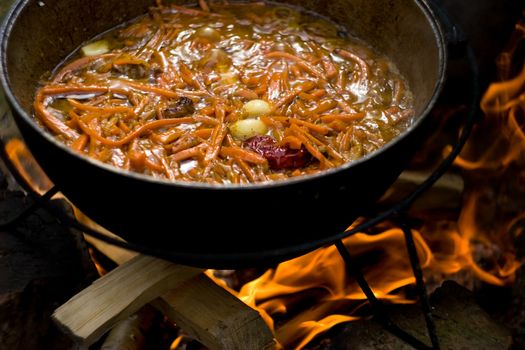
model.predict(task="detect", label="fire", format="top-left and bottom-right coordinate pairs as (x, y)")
top-left (4, 138), bottom-right (52, 194)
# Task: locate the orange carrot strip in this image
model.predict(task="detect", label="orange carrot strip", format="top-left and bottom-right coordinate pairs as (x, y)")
top-left (280, 135), bottom-right (302, 149)
top-left (67, 99), bottom-right (135, 116)
top-left (289, 124), bottom-right (333, 168)
top-left (200, 106), bottom-right (215, 115)
top-left (310, 89), bottom-right (326, 98)
top-left (309, 99), bottom-right (338, 115)
top-left (290, 64), bottom-right (302, 78)
top-left (327, 120), bottom-right (349, 132)
top-left (320, 113), bottom-right (366, 123)
top-left (298, 92), bottom-right (315, 100)
top-left (151, 129), bottom-right (185, 144)
top-left (144, 158), bottom-right (165, 172)
top-left (236, 159), bottom-right (257, 183)
top-left (266, 52), bottom-right (324, 78)
top-left (180, 62), bottom-right (206, 90)
top-left (290, 119), bottom-right (331, 135)
top-left (235, 88), bottom-right (259, 100)
top-left (71, 134), bottom-right (89, 152)
top-left (199, 0), bottom-right (210, 12)
top-left (118, 120), bottom-right (131, 133)
top-left (336, 49), bottom-right (370, 85)
top-left (71, 111), bottom-right (195, 147)
top-left (52, 54), bottom-right (118, 83)
top-left (272, 81), bottom-right (316, 111)
top-left (201, 103), bottom-right (228, 175)
top-left (220, 146), bottom-right (267, 165)
top-left (269, 116), bottom-right (330, 135)
top-left (122, 81), bottom-right (179, 98)
top-left (112, 56), bottom-right (149, 67)
top-left (41, 85), bottom-right (111, 96)
top-left (321, 57), bottom-right (337, 79)
top-left (33, 90), bottom-right (79, 140)
top-left (171, 144), bottom-right (207, 162)
top-left (340, 128), bottom-right (354, 153)
top-left (260, 115), bottom-right (281, 128)
top-left (193, 128), bottom-right (214, 139)
top-left (193, 115), bottom-right (219, 125)
top-left (224, 134), bottom-right (259, 182)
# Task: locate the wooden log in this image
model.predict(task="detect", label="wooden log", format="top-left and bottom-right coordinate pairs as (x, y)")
top-left (100, 306), bottom-right (156, 350)
top-left (154, 274), bottom-right (275, 350)
top-left (54, 239), bottom-right (275, 350)
top-left (53, 255), bottom-right (202, 346)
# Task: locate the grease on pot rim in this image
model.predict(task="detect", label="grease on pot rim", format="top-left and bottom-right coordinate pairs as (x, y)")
top-left (33, 0), bottom-right (414, 184)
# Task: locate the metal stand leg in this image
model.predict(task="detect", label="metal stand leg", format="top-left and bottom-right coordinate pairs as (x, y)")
top-left (0, 186), bottom-right (59, 229)
top-left (400, 223), bottom-right (440, 350)
top-left (336, 239), bottom-right (434, 350)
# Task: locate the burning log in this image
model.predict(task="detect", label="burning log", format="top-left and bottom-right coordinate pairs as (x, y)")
top-left (100, 306), bottom-right (156, 350)
top-left (154, 274), bottom-right (275, 350)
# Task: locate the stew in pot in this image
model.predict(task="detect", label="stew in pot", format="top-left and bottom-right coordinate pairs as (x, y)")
top-left (33, 0), bottom-right (414, 184)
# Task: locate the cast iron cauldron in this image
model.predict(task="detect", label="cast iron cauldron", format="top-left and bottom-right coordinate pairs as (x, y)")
top-left (0, 0), bottom-right (446, 268)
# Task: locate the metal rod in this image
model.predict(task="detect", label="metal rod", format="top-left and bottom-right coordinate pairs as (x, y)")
top-left (335, 240), bottom-right (432, 350)
top-left (400, 223), bottom-right (440, 350)
top-left (0, 186), bottom-right (59, 229)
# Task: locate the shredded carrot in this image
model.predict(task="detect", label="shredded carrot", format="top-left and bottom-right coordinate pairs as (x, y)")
top-left (235, 88), bottom-right (259, 100)
top-left (52, 54), bottom-right (118, 83)
top-left (34, 90), bottom-right (80, 140)
top-left (68, 99), bottom-right (135, 116)
top-left (321, 57), bottom-right (337, 79)
top-left (289, 125), bottom-right (333, 168)
top-left (272, 81), bottom-right (316, 111)
top-left (290, 119), bottom-right (331, 135)
top-left (280, 135), bottom-right (303, 149)
top-left (171, 143), bottom-right (207, 162)
top-left (71, 111), bottom-right (196, 147)
top-left (34, 2), bottom-right (413, 184)
top-left (199, 0), bottom-right (210, 12)
top-left (266, 52), bottom-right (324, 79)
top-left (220, 146), bottom-right (267, 165)
top-left (193, 128), bottom-right (214, 139)
top-left (320, 113), bottom-right (366, 123)
top-left (336, 49), bottom-right (370, 85)
top-left (71, 134), bottom-right (89, 152)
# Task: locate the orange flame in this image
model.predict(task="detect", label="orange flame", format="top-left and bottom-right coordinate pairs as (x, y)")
top-left (4, 138), bottom-right (53, 194)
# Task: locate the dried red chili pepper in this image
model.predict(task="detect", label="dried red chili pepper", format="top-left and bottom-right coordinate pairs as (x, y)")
top-left (243, 135), bottom-right (310, 170)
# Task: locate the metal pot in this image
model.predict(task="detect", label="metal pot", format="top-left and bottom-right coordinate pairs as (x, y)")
top-left (0, 0), bottom-right (446, 268)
